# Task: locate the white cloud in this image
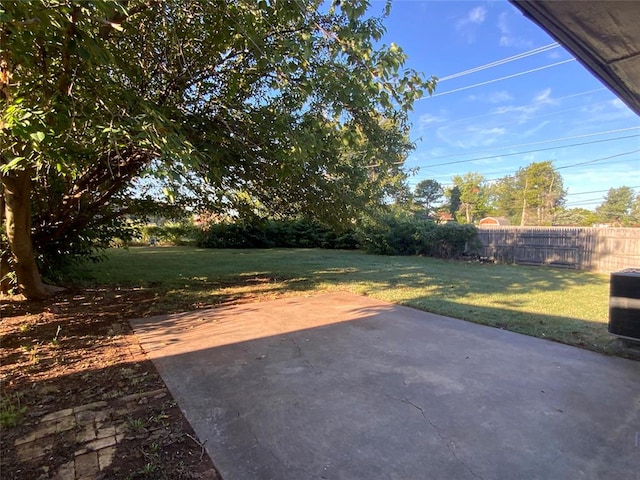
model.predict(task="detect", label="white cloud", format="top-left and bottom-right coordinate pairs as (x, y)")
top-left (455, 5), bottom-right (488, 43)
top-left (578, 99), bottom-right (635, 123)
top-left (497, 11), bottom-right (533, 48)
top-left (581, 102), bottom-right (608, 114)
top-left (419, 113), bottom-right (446, 126)
top-left (489, 90), bottom-right (513, 103)
top-left (563, 166), bottom-right (640, 197)
top-left (436, 125), bottom-right (507, 149)
top-left (467, 90), bottom-right (513, 104)
top-left (428, 147), bottom-right (448, 158)
top-left (611, 98), bottom-right (627, 110)
top-left (468, 6), bottom-right (487, 24)
top-left (547, 50), bottom-right (562, 60)
top-left (533, 88), bottom-right (553, 104)
top-left (522, 120), bottom-right (551, 137)
top-left (487, 88), bottom-right (559, 124)
top-left (457, 6), bottom-right (487, 29)
top-left (492, 103), bottom-right (541, 124)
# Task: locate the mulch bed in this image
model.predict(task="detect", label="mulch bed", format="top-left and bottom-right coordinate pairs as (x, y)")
top-left (1, 287), bottom-right (221, 480)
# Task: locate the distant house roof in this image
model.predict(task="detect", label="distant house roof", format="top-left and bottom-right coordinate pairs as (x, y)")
top-left (436, 211), bottom-right (455, 223)
top-left (479, 217), bottom-right (511, 226)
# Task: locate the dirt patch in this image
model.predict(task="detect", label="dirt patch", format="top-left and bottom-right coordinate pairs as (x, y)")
top-left (0, 287), bottom-right (221, 480)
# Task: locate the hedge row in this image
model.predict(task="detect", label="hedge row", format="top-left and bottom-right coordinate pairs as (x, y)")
top-left (196, 220), bottom-right (358, 249)
top-left (195, 216), bottom-right (479, 259)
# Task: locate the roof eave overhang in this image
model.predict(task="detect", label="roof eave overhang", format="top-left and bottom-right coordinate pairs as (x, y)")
top-left (510, 0), bottom-right (640, 117)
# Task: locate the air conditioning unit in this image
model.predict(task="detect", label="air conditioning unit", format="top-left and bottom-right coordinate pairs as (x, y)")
top-left (609, 268), bottom-right (640, 341)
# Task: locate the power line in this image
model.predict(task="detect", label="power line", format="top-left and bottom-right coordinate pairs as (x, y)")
top-left (414, 133), bottom-right (640, 169)
top-left (564, 198), bottom-right (609, 206)
top-left (419, 88), bottom-right (607, 128)
top-left (438, 43), bottom-right (560, 81)
top-left (421, 127), bottom-right (640, 162)
top-left (479, 157), bottom-right (639, 183)
top-left (480, 156), bottom-right (638, 180)
top-left (481, 155), bottom-right (640, 182)
top-left (563, 193), bottom-right (640, 207)
top-left (410, 147), bottom-right (640, 180)
top-left (427, 59), bottom-right (576, 98)
top-left (556, 149), bottom-right (640, 170)
top-left (565, 186), bottom-right (640, 196)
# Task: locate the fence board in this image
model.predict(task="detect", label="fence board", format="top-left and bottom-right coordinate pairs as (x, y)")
top-left (477, 227), bottom-right (640, 273)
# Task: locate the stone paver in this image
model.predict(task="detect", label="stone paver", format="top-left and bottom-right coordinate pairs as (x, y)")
top-left (96, 425), bottom-right (116, 438)
top-left (54, 461), bottom-right (75, 480)
top-left (74, 410), bottom-right (95, 426)
top-left (13, 388), bottom-right (171, 479)
top-left (73, 401), bottom-right (108, 413)
top-left (74, 452), bottom-right (99, 478)
top-left (41, 408), bottom-right (74, 422)
top-left (16, 439), bottom-right (51, 462)
top-left (98, 446), bottom-right (116, 470)
top-left (10, 329), bottom-right (220, 480)
top-left (56, 414), bottom-right (76, 432)
top-left (75, 424), bottom-right (96, 443)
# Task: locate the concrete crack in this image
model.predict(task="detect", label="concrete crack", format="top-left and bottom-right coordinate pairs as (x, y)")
top-left (399, 397), bottom-right (484, 480)
top-left (289, 338), bottom-right (315, 371)
top-left (289, 337), bottom-right (303, 358)
top-left (245, 420), bottom-right (287, 467)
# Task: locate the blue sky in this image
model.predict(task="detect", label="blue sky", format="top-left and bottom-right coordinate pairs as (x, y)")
top-left (377, 0), bottom-right (640, 210)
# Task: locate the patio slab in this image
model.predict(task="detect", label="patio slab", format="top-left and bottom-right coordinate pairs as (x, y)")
top-left (130, 292), bottom-right (640, 480)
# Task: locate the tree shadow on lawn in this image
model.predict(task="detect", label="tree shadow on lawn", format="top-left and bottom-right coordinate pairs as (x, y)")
top-left (42, 249), bottom-right (625, 358)
top-left (107, 256), bottom-right (632, 359)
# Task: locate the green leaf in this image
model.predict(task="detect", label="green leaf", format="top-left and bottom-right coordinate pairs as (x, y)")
top-left (0, 157), bottom-right (25, 173)
top-left (30, 131), bottom-right (45, 143)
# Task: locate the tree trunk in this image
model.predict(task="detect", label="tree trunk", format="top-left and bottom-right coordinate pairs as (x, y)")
top-left (0, 252), bottom-right (11, 294)
top-left (0, 188), bottom-right (10, 294)
top-left (1, 169), bottom-right (54, 299)
top-left (0, 235), bottom-right (12, 294)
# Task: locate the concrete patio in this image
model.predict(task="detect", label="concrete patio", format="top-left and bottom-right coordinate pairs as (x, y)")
top-left (130, 292), bottom-right (640, 480)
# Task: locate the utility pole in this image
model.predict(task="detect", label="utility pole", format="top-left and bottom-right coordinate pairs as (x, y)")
top-left (520, 178), bottom-right (528, 226)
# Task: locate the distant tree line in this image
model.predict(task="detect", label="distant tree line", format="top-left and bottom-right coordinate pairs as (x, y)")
top-left (406, 161), bottom-right (640, 227)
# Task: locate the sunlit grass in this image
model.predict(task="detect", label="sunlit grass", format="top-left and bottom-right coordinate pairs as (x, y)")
top-left (71, 246), bottom-right (626, 356)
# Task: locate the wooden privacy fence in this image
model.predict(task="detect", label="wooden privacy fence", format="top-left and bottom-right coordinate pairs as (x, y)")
top-left (477, 227), bottom-right (640, 273)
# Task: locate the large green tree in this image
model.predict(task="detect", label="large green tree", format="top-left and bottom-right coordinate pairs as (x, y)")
top-left (413, 179), bottom-right (443, 217)
top-left (553, 207), bottom-right (598, 227)
top-left (595, 186), bottom-right (635, 225)
top-left (488, 175), bottom-right (518, 222)
top-left (443, 185), bottom-right (461, 218)
top-left (515, 161), bottom-right (565, 226)
top-left (451, 172), bottom-right (489, 224)
top-left (632, 193), bottom-right (640, 225)
top-left (1, 0), bottom-right (435, 299)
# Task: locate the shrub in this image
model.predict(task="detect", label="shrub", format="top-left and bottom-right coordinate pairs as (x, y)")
top-left (196, 219), bottom-right (357, 249)
top-left (196, 216), bottom-right (477, 258)
top-left (197, 222), bottom-right (271, 248)
top-left (137, 223), bottom-right (199, 246)
top-left (356, 212), bottom-right (420, 255)
top-left (356, 212), bottom-right (478, 258)
top-left (421, 222), bottom-right (479, 258)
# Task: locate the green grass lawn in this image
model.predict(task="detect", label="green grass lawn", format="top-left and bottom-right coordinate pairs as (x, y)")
top-left (72, 246), bottom-right (626, 356)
